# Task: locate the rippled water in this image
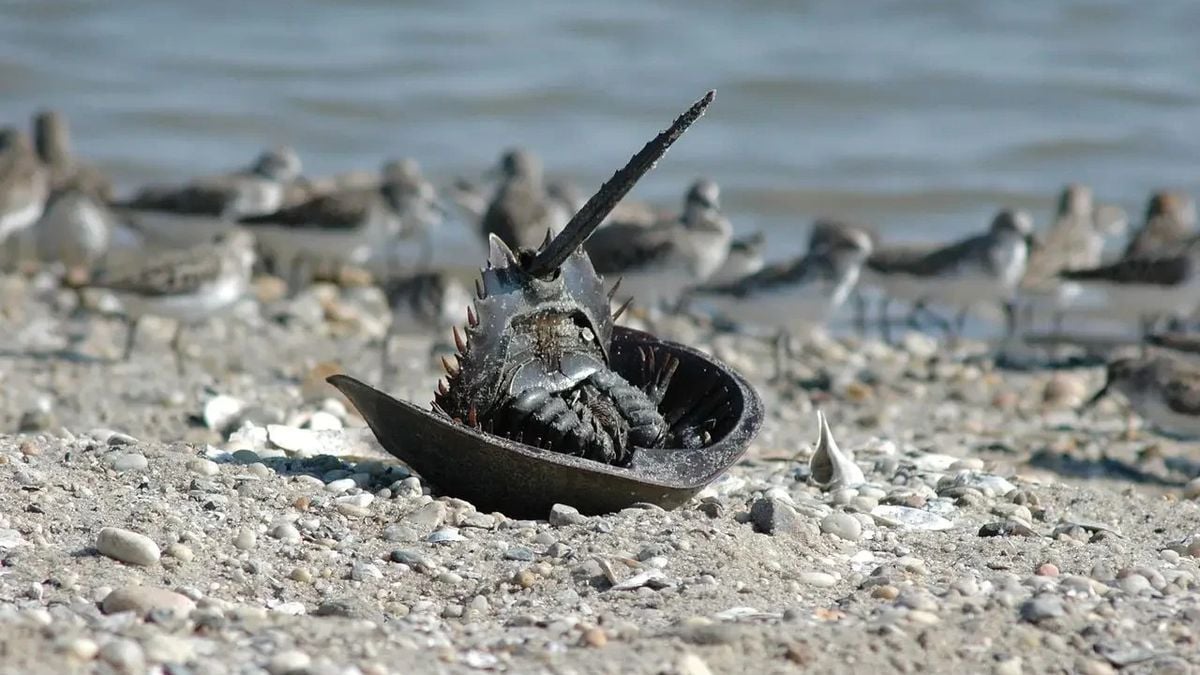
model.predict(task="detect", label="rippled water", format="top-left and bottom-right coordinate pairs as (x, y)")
top-left (2, 1), bottom-right (1198, 255)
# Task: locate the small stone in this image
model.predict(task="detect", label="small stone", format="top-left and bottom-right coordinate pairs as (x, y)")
top-left (513, 569), bottom-right (537, 589)
top-left (820, 512), bottom-right (863, 542)
top-left (390, 549), bottom-right (428, 568)
top-left (994, 656), bottom-right (1023, 675)
top-left (271, 523), bottom-right (302, 542)
top-left (231, 448), bottom-right (260, 464)
top-left (504, 546), bottom-right (536, 561)
top-left (233, 527), bottom-right (257, 551)
top-left (581, 627), bottom-right (608, 648)
top-left (404, 501), bottom-right (447, 531)
top-left (324, 477), bottom-right (356, 494)
top-left (165, 543), bottom-right (194, 562)
top-left (268, 650), bottom-right (312, 675)
top-left (1036, 563), bottom-right (1059, 577)
top-left (1117, 573), bottom-right (1151, 595)
top-left (750, 497), bottom-right (805, 536)
top-left (796, 571), bottom-right (837, 588)
top-left (188, 458), bottom-right (219, 476)
top-left (437, 571), bottom-right (463, 585)
top-left (1183, 477), bottom-right (1200, 500)
top-left (871, 585), bottom-right (900, 600)
top-left (548, 503), bottom-right (587, 527)
top-left (96, 527), bottom-right (160, 566)
top-left (1043, 374), bottom-right (1086, 408)
top-left (102, 586), bottom-right (196, 618)
top-left (289, 567), bottom-right (314, 582)
top-left (18, 440), bottom-right (40, 456)
top-left (351, 561), bottom-right (383, 582)
top-left (99, 639), bottom-right (145, 674)
top-left (675, 653), bottom-right (714, 675)
top-left (1019, 595), bottom-right (1065, 622)
top-left (108, 452), bottom-right (148, 472)
top-left (65, 637), bottom-right (99, 661)
top-left (142, 634), bottom-right (194, 664)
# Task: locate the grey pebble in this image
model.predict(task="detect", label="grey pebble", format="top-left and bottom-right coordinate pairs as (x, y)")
top-left (390, 549), bottom-right (429, 568)
top-left (324, 477), bottom-right (357, 494)
top-left (270, 523), bottom-right (301, 542)
top-left (187, 458), bottom-right (219, 476)
top-left (234, 528), bottom-right (257, 551)
top-left (796, 571), bottom-right (837, 587)
top-left (109, 453), bottom-right (148, 472)
top-left (102, 586), bottom-right (196, 618)
top-left (820, 511), bottom-right (863, 541)
top-left (504, 546), bottom-right (536, 561)
top-left (750, 497), bottom-right (807, 536)
top-left (99, 638), bottom-right (145, 674)
top-left (96, 527), bottom-right (160, 566)
top-left (548, 503), bottom-right (587, 527)
top-left (405, 501), bottom-right (447, 531)
top-left (1020, 594), bottom-right (1065, 622)
top-left (268, 650), bottom-right (311, 675)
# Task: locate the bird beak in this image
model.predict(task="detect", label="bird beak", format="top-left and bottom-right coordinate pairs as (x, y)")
top-left (1081, 383), bottom-right (1110, 410)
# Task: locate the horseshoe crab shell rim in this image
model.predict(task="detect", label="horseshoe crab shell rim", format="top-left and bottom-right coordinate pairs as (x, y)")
top-left (327, 326), bottom-right (762, 517)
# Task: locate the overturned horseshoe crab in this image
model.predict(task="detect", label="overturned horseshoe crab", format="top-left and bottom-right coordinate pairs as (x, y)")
top-left (329, 91), bottom-right (763, 517)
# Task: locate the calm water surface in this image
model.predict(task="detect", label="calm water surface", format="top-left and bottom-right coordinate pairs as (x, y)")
top-left (2, 0), bottom-right (1198, 256)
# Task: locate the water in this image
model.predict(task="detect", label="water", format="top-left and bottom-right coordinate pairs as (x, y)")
top-left (2, 0), bottom-right (1199, 257)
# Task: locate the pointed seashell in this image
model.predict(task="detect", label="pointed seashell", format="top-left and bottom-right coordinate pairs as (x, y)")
top-left (809, 410), bottom-right (865, 490)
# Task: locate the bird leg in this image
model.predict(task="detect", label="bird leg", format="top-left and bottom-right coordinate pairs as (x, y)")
top-left (878, 297), bottom-right (893, 344)
top-left (852, 292), bottom-right (867, 337)
top-left (770, 328), bottom-right (793, 384)
top-left (169, 323), bottom-right (186, 375)
top-left (121, 317), bottom-right (140, 362)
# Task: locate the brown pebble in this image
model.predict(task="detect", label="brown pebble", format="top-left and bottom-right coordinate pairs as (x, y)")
top-left (871, 585), bottom-right (900, 600)
top-left (293, 496), bottom-right (311, 511)
top-left (843, 381), bottom-right (873, 403)
top-left (252, 275), bottom-right (288, 304)
top-left (19, 441), bottom-right (40, 456)
top-left (512, 569), bottom-right (536, 589)
top-left (1036, 563), bottom-right (1059, 577)
top-left (992, 390), bottom-right (1019, 411)
top-left (580, 627), bottom-right (607, 648)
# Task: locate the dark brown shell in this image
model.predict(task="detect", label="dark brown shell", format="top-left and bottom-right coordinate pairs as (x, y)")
top-left (329, 326), bottom-right (762, 518)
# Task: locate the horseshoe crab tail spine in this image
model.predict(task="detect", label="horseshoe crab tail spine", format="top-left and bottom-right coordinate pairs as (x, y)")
top-left (526, 90), bottom-right (716, 278)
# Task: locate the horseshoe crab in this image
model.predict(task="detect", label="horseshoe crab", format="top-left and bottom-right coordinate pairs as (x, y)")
top-left (329, 91), bottom-right (763, 517)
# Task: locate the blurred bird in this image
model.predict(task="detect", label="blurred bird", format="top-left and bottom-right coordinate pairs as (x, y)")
top-left (1085, 352), bottom-right (1200, 439)
top-left (1122, 191), bottom-right (1196, 259)
top-left (479, 148), bottom-right (565, 250)
top-left (0, 128), bottom-right (50, 257)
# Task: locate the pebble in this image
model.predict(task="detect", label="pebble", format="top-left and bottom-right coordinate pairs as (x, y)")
top-left (65, 637), bottom-right (99, 661)
top-left (820, 512), bottom-right (863, 541)
top-left (231, 448), bottom-right (260, 464)
top-left (96, 527), bottom-right (160, 566)
top-left (165, 543), bottom-right (194, 562)
top-left (405, 501), bottom-right (448, 531)
top-left (268, 650), bottom-right (312, 675)
top-left (1117, 573), bottom-right (1152, 595)
top-left (505, 546), bottom-right (536, 561)
top-left (142, 634), bottom-right (195, 664)
top-left (109, 452), bottom-right (148, 472)
top-left (1019, 595), bottom-right (1065, 622)
top-left (188, 458), bottom-right (219, 477)
top-left (796, 571), bottom-right (837, 588)
top-left (324, 477), bottom-right (357, 494)
top-left (674, 653), bottom-right (714, 675)
top-left (290, 567), bottom-right (314, 582)
top-left (549, 503), bottom-right (588, 526)
top-left (99, 638), bottom-right (145, 674)
top-left (750, 497), bottom-right (806, 536)
top-left (872, 505), bottom-right (953, 531)
top-left (437, 571), bottom-right (464, 585)
top-left (1183, 477), bottom-right (1200, 500)
top-left (581, 627), bottom-right (608, 647)
top-left (271, 523), bottom-right (302, 542)
top-left (352, 561), bottom-right (383, 582)
top-left (871, 585), bottom-right (900, 600)
top-left (1036, 563), bottom-right (1059, 577)
top-left (233, 527), bottom-right (258, 551)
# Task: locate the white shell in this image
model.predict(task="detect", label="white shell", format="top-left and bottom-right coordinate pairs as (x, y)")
top-left (809, 410), bottom-right (865, 490)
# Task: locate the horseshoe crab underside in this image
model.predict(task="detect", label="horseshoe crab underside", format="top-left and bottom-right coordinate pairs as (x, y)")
top-left (328, 327), bottom-right (762, 518)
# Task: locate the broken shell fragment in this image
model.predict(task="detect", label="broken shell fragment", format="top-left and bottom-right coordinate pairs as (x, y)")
top-left (809, 410), bottom-right (865, 490)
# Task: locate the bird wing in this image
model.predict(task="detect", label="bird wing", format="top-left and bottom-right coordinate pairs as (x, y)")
top-left (116, 183), bottom-right (233, 217)
top-left (1164, 374), bottom-right (1200, 416)
top-left (480, 182), bottom-right (556, 249)
top-left (1124, 216), bottom-right (1194, 258)
top-left (92, 241), bottom-right (225, 296)
top-left (239, 189), bottom-right (372, 230)
top-left (693, 255), bottom-right (818, 298)
top-left (1059, 255), bottom-right (1190, 286)
top-left (584, 222), bottom-right (677, 275)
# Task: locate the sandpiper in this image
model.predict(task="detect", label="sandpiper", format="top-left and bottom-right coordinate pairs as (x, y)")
top-left (584, 178), bottom-right (733, 310)
top-left (0, 127), bottom-right (50, 250)
top-left (808, 218), bottom-right (882, 335)
top-left (1123, 191), bottom-right (1196, 259)
top-left (113, 147), bottom-right (302, 248)
top-left (1085, 353), bottom-right (1200, 439)
top-left (690, 224), bottom-right (873, 378)
top-left (239, 161), bottom-right (421, 288)
top-left (862, 209), bottom-right (1033, 339)
top-left (1019, 183), bottom-right (1128, 331)
top-left (33, 109), bottom-right (113, 200)
top-left (479, 148), bottom-right (566, 250)
top-left (90, 229), bottom-right (256, 371)
top-left (706, 231), bottom-right (766, 286)
top-left (378, 269), bottom-right (473, 374)
top-left (1057, 236), bottom-right (1200, 334)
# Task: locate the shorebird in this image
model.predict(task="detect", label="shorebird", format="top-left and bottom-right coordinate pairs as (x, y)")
top-left (90, 229), bottom-right (256, 371)
top-left (862, 209), bottom-right (1033, 340)
top-left (1019, 183), bottom-right (1128, 332)
top-left (113, 147), bottom-right (302, 248)
top-left (479, 148), bottom-right (565, 250)
top-left (240, 161), bottom-right (424, 288)
top-left (1123, 191), bottom-right (1196, 259)
top-left (808, 218), bottom-right (881, 336)
top-left (1085, 353), bottom-right (1200, 439)
top-left (689, 224), bottom-right (873, 379)
top-left (706, 231), bottom-right (766, 286)
top-left (584, 178), bottom-right (733, 311)
top-left (1057, 236), bottom-right (1200, 335)
top-left (0, 128), bottom-right (50, 255)
top-left (33, 109), bottom-right (113, 200)
top-left (378, 269), bottom-right (473, 375)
